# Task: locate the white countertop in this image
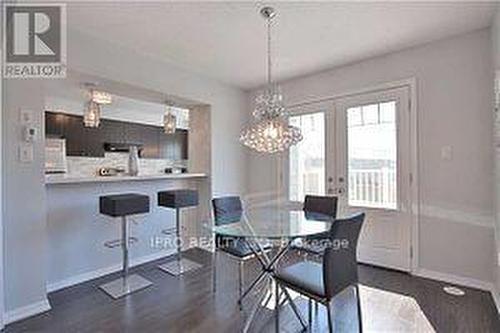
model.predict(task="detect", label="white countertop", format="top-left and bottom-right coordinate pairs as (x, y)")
top-left (45, 173), bottom-right (207, 185)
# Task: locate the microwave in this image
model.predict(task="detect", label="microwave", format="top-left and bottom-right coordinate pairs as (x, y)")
top-left (45, 138), bottom-right (67, 174)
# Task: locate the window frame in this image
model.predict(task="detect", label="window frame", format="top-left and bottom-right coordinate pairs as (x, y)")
top-left (282, 102), bottom-right (331, 209)
top-left (345, 100), bottom-right (398, 210)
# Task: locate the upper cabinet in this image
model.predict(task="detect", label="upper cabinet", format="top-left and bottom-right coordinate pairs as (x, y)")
top-left (159, 129), bottom-right (188, 160)
top-left (45, 111), bottom-right (188, 159)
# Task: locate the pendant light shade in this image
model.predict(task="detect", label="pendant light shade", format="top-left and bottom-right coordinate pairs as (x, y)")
top-left (83, 84), bottom-right (112, 128)
top-left (83, 101), bottom-right (101, 128)
top-left (91, 90), bottom-right (112, 105)
top-left (239, 7), bottom-right (302, 153)
top-left (164, 104), bottom-right (177, 134)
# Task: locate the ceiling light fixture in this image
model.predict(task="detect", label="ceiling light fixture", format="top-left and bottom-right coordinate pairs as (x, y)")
top-left (83, 101), bottom-right (101, 128)
top-left (91, 90), bottom-right (112, 105)
top-left (163, 102), bottom-right (177, 134)
top-left (240, 7), bottom-right (302, 153)
top-left (83, 83), bottom-right (112, 128)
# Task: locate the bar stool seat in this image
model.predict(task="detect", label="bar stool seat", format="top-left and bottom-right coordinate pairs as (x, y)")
top-left (100, 193), bottom-right (150, 216)
top-left (157, 189), bottom-right (202, 276)
top-left (99, 193), bottom-right (153, 299)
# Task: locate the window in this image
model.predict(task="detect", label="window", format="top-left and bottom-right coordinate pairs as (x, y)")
top-left (289, 112), bottom-right (325, 202)
top-left (347, 101), bottom-right (397, 209)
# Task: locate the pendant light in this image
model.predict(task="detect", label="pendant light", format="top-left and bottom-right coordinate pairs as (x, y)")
top-left (83, 100), bottom-right (101, 128)
top-left (83, 83), bottom-right (112, 128)
top-left (240, 7), bottom-right (302, 153)
top-left (163, 102), bottom-right (177, 134)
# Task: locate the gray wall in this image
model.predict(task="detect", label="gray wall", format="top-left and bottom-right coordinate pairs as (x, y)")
top-left (246, 29), bottom-right (496, 284)
top-left (3, 81), bottom-right (48, 311)
top-left (2, 27), bottom-right (248, 314)
top-left (493, 8), bottom-right (500, 70)
top-left (492, 7), bottom-right (500, 297)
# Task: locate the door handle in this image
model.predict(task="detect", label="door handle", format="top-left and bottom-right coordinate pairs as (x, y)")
top-left (328, 187), bottom-right (345, 195)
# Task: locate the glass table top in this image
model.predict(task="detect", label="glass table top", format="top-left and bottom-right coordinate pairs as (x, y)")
top-left (209, 207), bottom-right (335, 239)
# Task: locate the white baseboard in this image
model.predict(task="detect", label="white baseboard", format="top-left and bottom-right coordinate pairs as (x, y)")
top-left (4, 299), bottom-right (51, 325)
top-left (415, 268), bottom-right (493, 291)
top-left (47, 249), bottom-right (175, 293)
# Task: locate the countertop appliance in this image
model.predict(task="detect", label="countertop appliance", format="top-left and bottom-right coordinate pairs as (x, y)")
top-left (45, 137), bottom-right (67, 174)
top-left (165, 167), bottom-right (187, 174)
top-left (103, 142), bottom-right (143, 153)
top-left (98, 167), bottom-right (126, 177)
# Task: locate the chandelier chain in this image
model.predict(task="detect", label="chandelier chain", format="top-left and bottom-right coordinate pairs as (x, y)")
top-left (267, 16), bottom-right (272, 85)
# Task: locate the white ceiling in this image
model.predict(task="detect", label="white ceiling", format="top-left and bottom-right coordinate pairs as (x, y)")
top-left (67, 1), bottom-right (497, 90)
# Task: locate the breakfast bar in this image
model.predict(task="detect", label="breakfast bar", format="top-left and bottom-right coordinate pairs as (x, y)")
top-left (45, 173), bottom-right (210, 293)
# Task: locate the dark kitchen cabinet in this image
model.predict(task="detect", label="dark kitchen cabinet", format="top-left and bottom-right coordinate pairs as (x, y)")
top-left (140, 125), bottom-right (160, 158)
top-left (100, 119), bottom-right (126, 146)
top-left (62, 114), bottom-right (103, 157)
top-left (177, 130), bottom-right (188, 160)
top-left (45, 112), bottom-right (66, 137)
top-left (45, 111), bottom-right (188, 160)
top-left (159, 129), bottom-right (188, 160)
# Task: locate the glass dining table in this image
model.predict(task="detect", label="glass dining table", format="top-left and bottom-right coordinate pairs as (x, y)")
top-left (210, 206), bottom-right (335, 332)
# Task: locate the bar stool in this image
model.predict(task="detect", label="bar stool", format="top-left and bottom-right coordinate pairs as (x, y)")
top-left (99, 193), bottom-right (153, 299)
top-left (157, 189), bottom-right (202, 275)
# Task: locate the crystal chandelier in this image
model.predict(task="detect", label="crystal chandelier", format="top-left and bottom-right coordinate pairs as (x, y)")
top-left (240, 7), bottom-right (302, 153)
top-left (83, 84), bottom-right (112, 128)
top-left (163, 103), bottom-right (177, 134)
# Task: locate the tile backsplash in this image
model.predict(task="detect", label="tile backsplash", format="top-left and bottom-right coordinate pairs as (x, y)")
top-left (66, 152), bottom-right (187, 177)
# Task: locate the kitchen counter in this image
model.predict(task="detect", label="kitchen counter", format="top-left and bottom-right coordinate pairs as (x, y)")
top-left (45, 173), bottom-right (207, 185)
top-left (45, 170), bottom-right (211, 292)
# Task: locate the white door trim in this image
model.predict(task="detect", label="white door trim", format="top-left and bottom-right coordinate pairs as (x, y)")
top-left (282, 77), bottom-right (419, 273)
top-left (0, 45), bottom-right (5, 329)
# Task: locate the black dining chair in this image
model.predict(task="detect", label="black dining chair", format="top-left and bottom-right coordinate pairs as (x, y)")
top-left (274, 212), bottom-right (365, 333)
top-left (211, 196), bottom-right (270, 308)
top-left (293, 195), bottom-right (338, 256)
top-left (305, 195), bottom-right (338, 217)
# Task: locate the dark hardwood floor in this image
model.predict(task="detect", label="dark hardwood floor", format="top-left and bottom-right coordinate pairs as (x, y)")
top-left (5, 248), bottom-right (500, 332)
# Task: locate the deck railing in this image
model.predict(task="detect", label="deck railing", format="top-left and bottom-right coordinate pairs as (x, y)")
top-left (348, 168), bottom-right (396, 209)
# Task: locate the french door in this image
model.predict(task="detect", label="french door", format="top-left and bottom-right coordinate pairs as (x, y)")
top-left (288, 86), bottom-right (413, 272)
top-left (330, 87), bottom-right (412, 271)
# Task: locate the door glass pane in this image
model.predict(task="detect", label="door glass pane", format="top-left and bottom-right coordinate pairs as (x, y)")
top-left (347, 101), bottom-right (397, 209)
top-left (289, 112), bottom-right (325, 202)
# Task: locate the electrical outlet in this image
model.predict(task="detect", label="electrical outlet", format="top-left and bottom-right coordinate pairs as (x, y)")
top-left (19, 143), bottom-right (34, 163)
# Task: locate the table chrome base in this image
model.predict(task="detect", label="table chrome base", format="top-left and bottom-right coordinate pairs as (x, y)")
top-left (158, 258), bottom-right (203, 276)
top-left (238, 239), bottom-right (307, 333)
top-left (99, 274), bottom-right (153, 299)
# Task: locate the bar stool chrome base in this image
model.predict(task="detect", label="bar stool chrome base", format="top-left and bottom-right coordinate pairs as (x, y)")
top-left (156, 190), bottom-right (203, 276)
top-left (99, 274), bottom-right (152, 299)
top-left (158, 257), bottom-right (203, 276)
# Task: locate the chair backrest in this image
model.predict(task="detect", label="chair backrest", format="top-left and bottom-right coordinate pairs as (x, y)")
top-left (212, 196), bottom-right (243, 226)
top-left (303, 195), bottom-right (338, 218)
top-left (322, 212), bottom-right (365, 300)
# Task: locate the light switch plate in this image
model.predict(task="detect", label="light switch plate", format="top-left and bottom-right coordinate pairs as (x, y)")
top-left (20, 109), bottom-right (34, 125)
top-left (441, 146), bottom-right (453, 161)
top-left (19, 143), bottom-right (34, 163)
